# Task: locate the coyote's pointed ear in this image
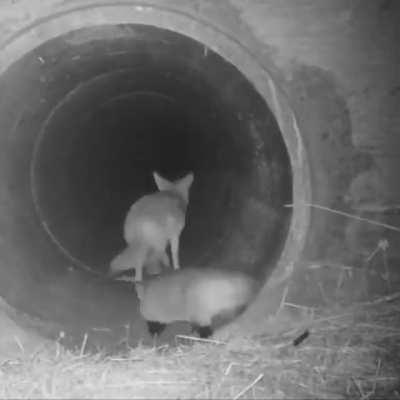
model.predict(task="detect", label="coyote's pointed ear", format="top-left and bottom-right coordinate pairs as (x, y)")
top-left (153, 172), bottom-right (173, 192)
top-left (135, 282), bottom-right (145, 300)
top-left (175, 172), bottom-right (194, 201)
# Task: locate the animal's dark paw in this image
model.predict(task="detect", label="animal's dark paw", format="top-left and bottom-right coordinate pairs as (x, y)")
top-left (192, 325), bottom-right (213, 338)
top-left (147, 321), bottom-right (166, 336)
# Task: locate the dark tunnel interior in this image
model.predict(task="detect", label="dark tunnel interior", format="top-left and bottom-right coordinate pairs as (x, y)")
top-left (0, 24), bottom-right (292, 344)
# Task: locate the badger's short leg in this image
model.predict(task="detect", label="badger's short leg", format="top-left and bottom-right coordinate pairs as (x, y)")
top-left (147, 321), bottom-right (166, 337)
top-left (192, 325), bottom-right (213, 339)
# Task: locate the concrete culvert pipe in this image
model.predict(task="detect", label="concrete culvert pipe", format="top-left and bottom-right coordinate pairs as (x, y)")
top-left (0, 6), bottom-right (310, 349)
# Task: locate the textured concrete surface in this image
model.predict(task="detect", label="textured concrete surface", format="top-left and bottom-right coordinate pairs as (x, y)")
top-left (0, 298), bottom-right (57, 362)
top-left (0, 0), bottom-right (399, 352)
top-left (231, 0), bottom-right (400, 264)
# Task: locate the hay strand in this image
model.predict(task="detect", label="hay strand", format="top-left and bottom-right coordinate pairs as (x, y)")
top-left (233, 373), bottom-right (264, 400)
top-left (285, 202), bottom-right (400, 232)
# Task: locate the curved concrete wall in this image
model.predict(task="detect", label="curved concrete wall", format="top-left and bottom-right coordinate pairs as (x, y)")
top-left (0, 0), bottom-right (399, 349)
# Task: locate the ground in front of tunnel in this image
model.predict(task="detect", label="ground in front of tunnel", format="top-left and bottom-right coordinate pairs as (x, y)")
top-left (1, 293), bottom-right (400, 399)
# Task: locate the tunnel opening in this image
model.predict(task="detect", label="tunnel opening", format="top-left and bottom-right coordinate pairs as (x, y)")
top-left (0, 21), bottom-right (301, 346)
top-left (30, 24), bottom-right (292, 276)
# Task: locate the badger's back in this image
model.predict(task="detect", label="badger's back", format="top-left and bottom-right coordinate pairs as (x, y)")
top-left (185, 270), bottom-right (256, 326)
top-left (137, 267), bottom-right (257, 327)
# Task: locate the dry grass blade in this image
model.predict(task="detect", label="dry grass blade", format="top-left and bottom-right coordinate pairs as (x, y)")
top-left (13, 335), bottom-right (25, 354)
top-left (285, 202), bottom-right (400, 232)
top-left (175, 334), bottom-right (226, 345)
top-left (233, 373), bottom-right (264, 400)
top-left (79, 333), bottom-right (88, 357)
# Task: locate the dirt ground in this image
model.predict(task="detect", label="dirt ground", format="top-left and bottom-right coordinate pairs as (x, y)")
top-left (1, 293), bottom-right (400, 399)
